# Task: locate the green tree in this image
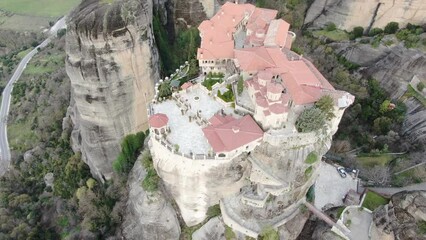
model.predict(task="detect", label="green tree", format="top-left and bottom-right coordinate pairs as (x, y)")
top-left (158, 81), bottom-right (172, 99)
top-left (296, 108), bottom-right (326, 133)
top-left (373, 116), bottom-right (392, 135)
top-left (384, 22), bottom-right (399, 34)
top-left (315, 95), bottom-right (335, 120)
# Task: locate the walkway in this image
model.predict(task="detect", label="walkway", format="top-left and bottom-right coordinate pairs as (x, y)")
top-left (369, 182), bottom-right (426, 197)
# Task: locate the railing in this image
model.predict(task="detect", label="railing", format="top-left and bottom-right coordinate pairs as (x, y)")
top-left (152, 134), bottom-right (240, 161)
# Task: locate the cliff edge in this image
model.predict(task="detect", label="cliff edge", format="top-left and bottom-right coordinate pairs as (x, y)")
top-left (65, 0), bottom-right (160, 180)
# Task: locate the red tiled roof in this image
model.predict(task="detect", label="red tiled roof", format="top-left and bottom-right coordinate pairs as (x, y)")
top-left (269, 103), bottom-right (288, 114)
top-left (202, 114), bottom-right (264, 153)
top-left (181, 82), bottom-right (193, 90)
top-left (267, 82), bottom-right (284, 94)
top-left (149, 113), bottom-right (169, 128)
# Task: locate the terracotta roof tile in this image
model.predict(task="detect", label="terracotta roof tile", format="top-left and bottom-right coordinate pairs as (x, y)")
top-left (202, 114), bottom-right (264, 152)
top-left (149, 113), bottom-right (169, 128)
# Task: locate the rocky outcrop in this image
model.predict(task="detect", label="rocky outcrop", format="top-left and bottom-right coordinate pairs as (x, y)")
top-left (192, 217), bottom-right (226, 240)
top-left (372, 191), bottom-right (426, 240)
top-left (305, 0), bottom-right (426, 31)
top-left (65, 0), bottom-right (159, 180)
top-left (330, 41), bottom-right (426, 146)
top-left (122, 156), bottom-right (180, 240)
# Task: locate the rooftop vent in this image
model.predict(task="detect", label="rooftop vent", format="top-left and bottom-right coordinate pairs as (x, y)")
top-left (232, 126), bottom-right (240, 133)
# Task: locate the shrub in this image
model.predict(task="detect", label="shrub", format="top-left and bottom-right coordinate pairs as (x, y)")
top-left (296, 108), bottom-right (326, 133)
top-left (352, 26), bottom-right (364, 39)
top-left (368, 28), bottom-right (383, 36)
top-left (259, 226), bottom-right (279, 240)
top-left (384, 22), bottom-right (399, 34)
top-left (305, 152), bottom-right (318, 164)
top-left (291, 46), bottom-right (304, 55)
top-left (237, 76), bottom-right (244, 95)
top-left (206, 204), bottom-right (221, 218)
top-left (418, 221), bottom-right (426, 234)
top-left (225, 226), bottom-right (236, 240)
top-left (325, 22), bottom-right (337, 32)
top-left (142, 168), bottom-right (160, 192)
top-left (417, 82), bottom-right (425, 92)
top-left (304, 166), bottom-right (313, 179)
top-left (217, 85), bottom-right (235, 102)
top-left (112, 132), bottom-right (145, 174)
top-left (306, 185), bottom-right (315, 202)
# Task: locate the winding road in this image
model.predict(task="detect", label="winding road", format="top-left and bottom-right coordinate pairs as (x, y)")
top-left (0, 18), bottom-right (66, 176)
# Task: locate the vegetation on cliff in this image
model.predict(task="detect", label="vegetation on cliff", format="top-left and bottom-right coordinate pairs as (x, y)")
top-left (0, 34), bottom-right (134, 239)
top-left (153, 12), bottom-right (200, 77)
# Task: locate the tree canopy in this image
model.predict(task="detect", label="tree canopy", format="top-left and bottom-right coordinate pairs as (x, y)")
top-left (296, 108), bottom-right (326, 133)
top-left (315, 95), bottom-right (335, 120)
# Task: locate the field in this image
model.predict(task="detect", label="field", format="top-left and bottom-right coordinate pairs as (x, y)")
top-left (357, 154), bottom-right (394, 168)
top-left (0, 0), bottom-right (81, 31)
top-left (0, 0), bottom-right (81, 17)
top-left (313, 30), bottom-right (350, 41)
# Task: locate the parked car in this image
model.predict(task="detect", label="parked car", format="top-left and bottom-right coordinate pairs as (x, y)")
top-left (337, 167), bottom-right (347, 178)
top-left (345, 167), bottom-right (357, 174)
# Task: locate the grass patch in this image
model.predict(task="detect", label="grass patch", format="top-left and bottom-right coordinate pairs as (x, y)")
top-left (304, 166), bottom-right (313, 179)
top-left (404, 84), bottom-right (426, 107)
top-left (202, 78), bottom-right (222, 90)
top-left (361, 191), bottom-right (389, 211)
top-left (23, 53), bottom-right (65, 75)
top-left (392, 165), bottom-right (426, 187)
top-left (8, 118), bottom-right (39, 152)
top-left (16, 48), bottom-right (33, 59)
top-left (418, 221), bottom-right (426, 234)
top-left (357, 154), bottom-right (393, 168)
top-left (313, 30), bottom-right (349, 41)
top-left (217, 85), bottom-right (235, 103)
top-left (0, 0), bottom-right (81, 18)
top-left (336, 206), bottom-right (345, 219)
top-left (305, 152), bottom-right (318, 164)
top-left (225, 225), bottom-right (236, 240)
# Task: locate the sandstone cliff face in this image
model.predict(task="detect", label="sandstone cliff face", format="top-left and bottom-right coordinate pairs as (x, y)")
top-left (122, 158), bottom-right (181, 240)
top-left (66, 0), bottom-right (159, 180)
top-left (305, 0), bottom-right (426, 30)
top-left (331, 42), bottom-right (426, 146)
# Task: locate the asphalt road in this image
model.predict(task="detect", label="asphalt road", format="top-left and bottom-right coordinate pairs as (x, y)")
top-left (0, 18), bottom-right (66, 176)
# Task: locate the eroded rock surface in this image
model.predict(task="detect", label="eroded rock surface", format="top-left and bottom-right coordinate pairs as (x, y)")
top-left (331, 42), bottom-right (426, 146)
top-left (65, 0), bottom-right (159, 180)
top-left (122, 158), bottom-right (180, 240)
top-left (305, 0), bottom-right (426, 30)
top-left (192, 217), bottom-right (226, 240)
top-left (373, 191), bottom-right (426, 240)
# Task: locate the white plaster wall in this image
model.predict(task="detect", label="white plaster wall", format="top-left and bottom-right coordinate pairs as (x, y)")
top-left (150, 138), bottom-right (251, 226)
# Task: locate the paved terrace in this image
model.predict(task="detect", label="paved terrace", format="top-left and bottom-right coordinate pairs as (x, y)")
top-left (152, 87), bottom-right (235, 155)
